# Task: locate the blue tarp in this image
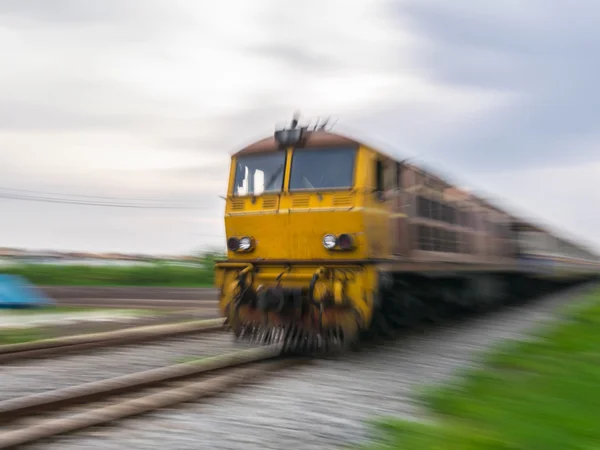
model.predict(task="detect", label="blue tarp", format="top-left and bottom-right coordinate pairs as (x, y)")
top-left (0, 274), bottom-right (54, 308)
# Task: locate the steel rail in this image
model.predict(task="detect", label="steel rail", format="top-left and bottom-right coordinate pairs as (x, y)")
top-left (0, 345), bottom-right (303, 449)
top-left (0, 318), bottom-right (226, 363)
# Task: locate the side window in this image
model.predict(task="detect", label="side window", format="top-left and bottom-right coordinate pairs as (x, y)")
top-left (396, 162), bottom-right (403, 189)
top-left (417, 196), bottom-right (429, 218)
top-left (383, 160), bottom-right (396, 191)
top-left (375, 159), bottom-right (384, 200)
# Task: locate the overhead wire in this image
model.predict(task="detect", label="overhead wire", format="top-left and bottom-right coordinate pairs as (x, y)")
top-left (0, 186), bottom-right (226, 248)
top-left (0, 190), bottom-right (214, 210)
top-left (0, 186), bottom-right (191, 203)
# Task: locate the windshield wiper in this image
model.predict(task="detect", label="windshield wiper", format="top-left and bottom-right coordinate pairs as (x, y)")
top-left (263, 164), bottom-right (284, 192)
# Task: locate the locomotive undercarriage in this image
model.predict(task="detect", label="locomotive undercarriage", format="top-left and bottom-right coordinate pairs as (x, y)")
top-left (365, 271), bottom-right (586, 344)
top-left (220, 264), bottom-right (366, 354)
top-left (224, 297), bottom-right (361, 354)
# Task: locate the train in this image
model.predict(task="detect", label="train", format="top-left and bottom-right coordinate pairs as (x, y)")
top-left (214, 116), bottom-right (600, 353)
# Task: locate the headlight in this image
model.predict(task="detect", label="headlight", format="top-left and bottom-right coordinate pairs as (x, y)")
top-left (338, 233), bottom-right (354, 250)
top-left (227, 236), bottom-right (254, 252)
top-left (227, 237), bottom-right (240, 251)
top-left (239, 236), bottom-right (252, 251)
top-left (323, 234), bottom-right (337, 250)
top-left (323, 233), bottom-right (355, 251)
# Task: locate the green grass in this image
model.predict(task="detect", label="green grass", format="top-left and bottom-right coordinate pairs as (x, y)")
top-left (0, 327), bottom-right (45, 345)
top-left (362, 288), bottom-right (600, 450)
top-left (1, 263), bottom-right (215, 287)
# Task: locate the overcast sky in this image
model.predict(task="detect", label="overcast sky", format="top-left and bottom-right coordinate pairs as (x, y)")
top-left (1, 0), bottom-right (599, 255)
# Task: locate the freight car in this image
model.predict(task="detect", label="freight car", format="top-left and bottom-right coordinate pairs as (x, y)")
top-left (214, 117), bottom-right (600, 353)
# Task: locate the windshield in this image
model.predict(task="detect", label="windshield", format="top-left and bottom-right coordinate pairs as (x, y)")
top-left (289, 147), bottom-right (356, 191)
top-left (233, 152), bottom-right (286, 196)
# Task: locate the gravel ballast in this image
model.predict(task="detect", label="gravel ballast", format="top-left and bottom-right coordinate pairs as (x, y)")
top-left (0, 332), bottom-right (248, 402)
top-left (24, 283), bottom-right (597, 450)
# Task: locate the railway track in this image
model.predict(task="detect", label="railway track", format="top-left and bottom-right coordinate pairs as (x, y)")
top-left (0, 345), bottom-right (303, 449)
top-left (53, 298), bottom-right (219, 310)
top-left (36, 286), bottom-right (220, 309)
top-left (40, 286), bottom-right (218, 301)
top-left (0, 318), bottom-right (226, 363)
top-left (2, 284), bottom-right (593, 450)
top-left (2, 284), bottom-right (594, 449)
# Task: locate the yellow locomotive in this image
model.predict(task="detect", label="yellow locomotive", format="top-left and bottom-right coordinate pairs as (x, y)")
top-left (215, 117), bottom-right (600, 353)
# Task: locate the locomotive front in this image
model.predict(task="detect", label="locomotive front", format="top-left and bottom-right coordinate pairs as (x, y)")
top-left (214, 124), bottom-right (382, 353)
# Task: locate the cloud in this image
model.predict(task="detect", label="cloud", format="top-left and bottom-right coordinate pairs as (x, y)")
top-left (391, 0), bottom-right (600, 172)
top-left (1, 0), bottom-right (598, 253)
top-left (0, 0), bottom-right (128, 24)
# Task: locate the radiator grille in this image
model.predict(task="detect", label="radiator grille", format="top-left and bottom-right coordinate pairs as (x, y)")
top-left (231, 199), bottom-right (244, 211)
top-left (332, 194), bottom-right (352, 206)
top-left (262, 197), bottom-right (277, 209)
top-left (291, 196), bottom-right (310, 208)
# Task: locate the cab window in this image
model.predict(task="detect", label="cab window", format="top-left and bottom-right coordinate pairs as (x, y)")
top-left (289, 147), bottom-right (356, 190)
top-left (233, 152), bottom-right (286, 196)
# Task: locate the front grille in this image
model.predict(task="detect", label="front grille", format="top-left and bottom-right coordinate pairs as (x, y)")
top-left (231, 199), bottom-right (244, 211)
top-left (262, 197), bottom-right (277, 209)
top-left (332, 194), bottom-right (352, 206)
top-left (292, 196), bottom-right (310, 208)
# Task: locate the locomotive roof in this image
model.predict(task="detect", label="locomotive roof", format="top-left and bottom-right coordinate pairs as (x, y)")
top-left (233, 130), bottom-right (360, 156)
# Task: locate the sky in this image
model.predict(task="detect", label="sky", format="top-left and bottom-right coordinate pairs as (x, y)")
top-left (1, 0), bottom-right (599, 255)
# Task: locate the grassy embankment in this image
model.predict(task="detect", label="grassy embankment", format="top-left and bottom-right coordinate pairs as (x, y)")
top-left (1, 263), bottom-right (215, 287)
top-left (0, 307), bottom-right (163, 345)
top-left (0, 328), bottom-right (43, 345)
top-left (0, 252), bottom-right (224, 287)
top-left (362, 286), bottom-right (600, 450)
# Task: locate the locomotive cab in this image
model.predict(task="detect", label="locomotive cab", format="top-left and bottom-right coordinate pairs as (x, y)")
top-left (215, 124), bottom-right (392, 351)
